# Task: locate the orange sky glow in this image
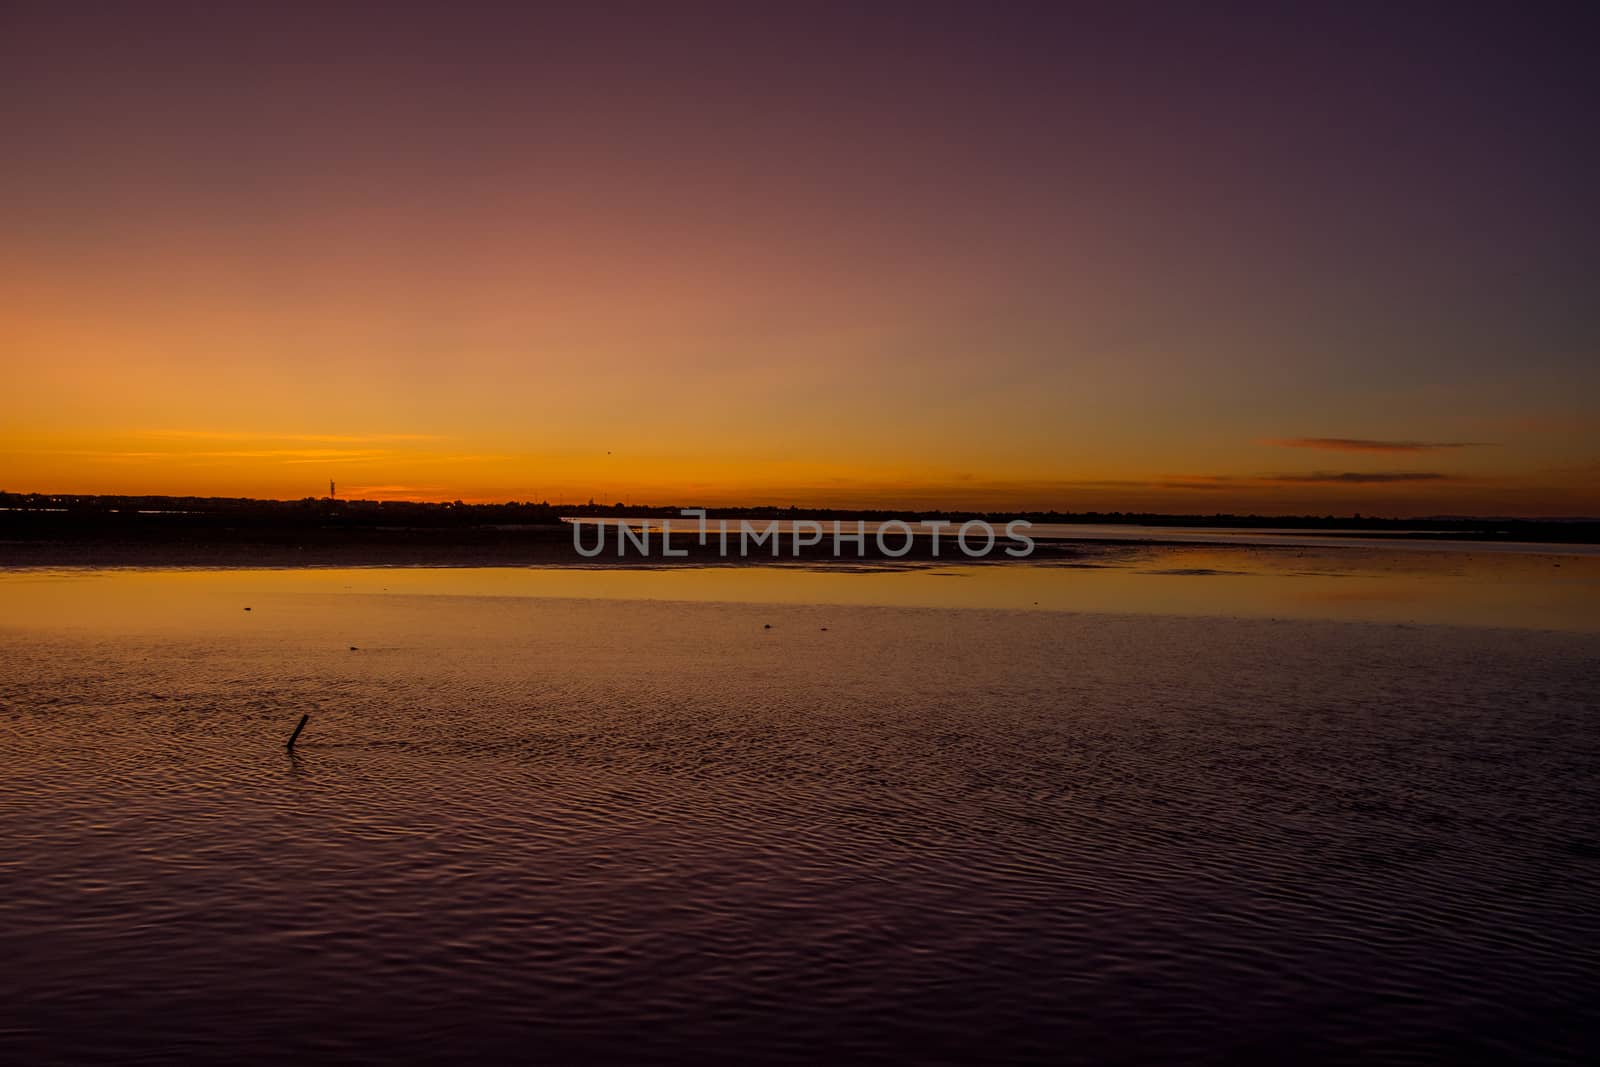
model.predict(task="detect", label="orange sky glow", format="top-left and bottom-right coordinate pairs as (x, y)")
top-left (4, 6), bottom-right (1596, 516)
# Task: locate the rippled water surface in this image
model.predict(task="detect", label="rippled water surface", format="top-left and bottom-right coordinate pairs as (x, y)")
top-left (2, 563), bottom-right (1598, 1063)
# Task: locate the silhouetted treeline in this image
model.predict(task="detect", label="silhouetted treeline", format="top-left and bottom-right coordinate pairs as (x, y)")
top-left (1, 492), bottom-right (1595, 543)
top-left (555, 502), bottom-right (1598, 541)
top-left (0, 492), bottom-right (559, 527)
top-left (0, 492), bottom-right (571, 566)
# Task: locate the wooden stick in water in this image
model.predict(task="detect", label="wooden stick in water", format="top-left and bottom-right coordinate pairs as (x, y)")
top-left (287, 713), bottom-right (310, 752)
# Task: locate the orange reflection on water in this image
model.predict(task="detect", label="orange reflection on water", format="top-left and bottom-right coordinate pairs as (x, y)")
top-left (1, 542), bottom-right (1596, 634)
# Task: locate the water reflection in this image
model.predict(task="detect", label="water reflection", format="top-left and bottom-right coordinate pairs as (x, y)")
top-left (1, 541), bottom-right (1596, 632)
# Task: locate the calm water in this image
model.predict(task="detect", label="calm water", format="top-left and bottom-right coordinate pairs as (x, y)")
top-left (2, 556), bottom-right (1598, 1063)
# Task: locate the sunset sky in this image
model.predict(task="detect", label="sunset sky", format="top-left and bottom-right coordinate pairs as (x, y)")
top-left (4, 3), bottom-right (1596, 515)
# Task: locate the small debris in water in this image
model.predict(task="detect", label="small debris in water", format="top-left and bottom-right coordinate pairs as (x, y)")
top-left (243, 607), bottom-right (252, 611)
top-left (349, 646), bottom-right (359, 651)
top-left (763, 624), bottom-right (772, 629)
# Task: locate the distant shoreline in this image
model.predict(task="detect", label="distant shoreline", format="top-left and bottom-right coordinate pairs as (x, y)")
top-left (2, 492), bottom-right (1596, 567)
top-left (4, 491), bottom-right (1596, 539)
top-left (4, 526), bottom-right (1597, 570)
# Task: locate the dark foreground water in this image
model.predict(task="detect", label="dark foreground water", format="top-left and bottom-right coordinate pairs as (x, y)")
top-left (2, 564), bottom-right (1598, 1064)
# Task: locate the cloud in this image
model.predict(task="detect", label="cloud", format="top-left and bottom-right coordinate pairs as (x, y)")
top-left (201, 449), bottom-right (390, 460)
top-left (1044, 477), bottom-right (1243, 492)
top-left (144, 430), bottom-right (445, 443)
top-left (1060, 471), bottom-right (1459, 490)
top-left (1262, 437), bottom-right (1488, 453)
top-left (1151, 477), bottom-right (1240, 490)
top-left (1269, 471), bottom-right (1452, 484)
top-left (33, 447), bottom-right (394, 464)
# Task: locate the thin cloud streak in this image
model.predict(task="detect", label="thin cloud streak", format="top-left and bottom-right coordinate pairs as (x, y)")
top-left (1045, 473), bottom-right (1460, 492)
top-left (143, 430), bottom-right (447, 444)
top-left (40, 448), bottom-right (393, 462)
top-left (1270, 472), bottom-right (1452, 484)
top-left (1263, 438), bottom-right (1489, 454)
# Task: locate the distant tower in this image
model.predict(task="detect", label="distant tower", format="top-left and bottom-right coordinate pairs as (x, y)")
top-left (329, 479), bottom-right (336, 500)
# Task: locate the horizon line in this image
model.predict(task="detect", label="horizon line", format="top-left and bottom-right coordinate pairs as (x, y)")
top-left (3, 489), bottom-right (1595, 525)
